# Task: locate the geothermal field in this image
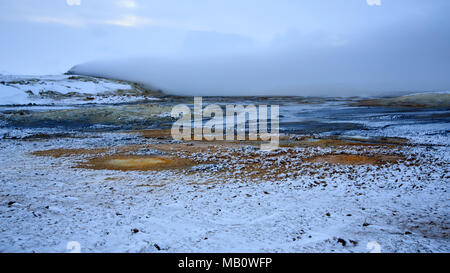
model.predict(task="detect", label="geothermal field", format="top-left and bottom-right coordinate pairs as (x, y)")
top-left (0, 75), bottom-right (448, 252)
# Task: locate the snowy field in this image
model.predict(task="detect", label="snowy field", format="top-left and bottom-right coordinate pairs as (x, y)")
top-left (0, 130), bottom-right (448, 253)
top-left (0, 75), bottom-right (448, 253)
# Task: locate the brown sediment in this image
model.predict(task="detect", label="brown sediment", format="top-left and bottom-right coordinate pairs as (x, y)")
top-left (305, 154), bottom-right (404, 165)
top-left (118, 128), bottom-right (410, 152)
top-left (30, 132), bottom-right (408, 176)
top-left (122, 129), bottom-right (291, 143)
top-left (124, 128), bottom-right (408, 148)
top-left (30, 144), bottom-right (155, 158)
top-left (30, 134), bottom-right (406, 160)
top-left (281, 137), bottom-right (408, 148)
top-left (281, 138), bottom-right (373, 147)
top-left (31, 148), bottom-right (110, 158)
top-left (79, 155), bottom-right (196, 171)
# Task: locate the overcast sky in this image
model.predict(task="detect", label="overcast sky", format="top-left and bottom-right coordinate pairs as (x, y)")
top-left (1, 0), bottom-right (449, 95)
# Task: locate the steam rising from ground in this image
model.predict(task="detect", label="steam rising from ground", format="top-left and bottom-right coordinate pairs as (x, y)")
top-left (69, 46), bottom-right (450, 97)
top-left (69, 9), bottom-right (450, 97)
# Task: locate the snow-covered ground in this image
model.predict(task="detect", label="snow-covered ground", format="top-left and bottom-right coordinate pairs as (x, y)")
top-left (0, 75), bottom-right (448, 253)
top-left (0, 74), bottom-right (160, 105)
top-left (0, 129), bottom-right (448, 253)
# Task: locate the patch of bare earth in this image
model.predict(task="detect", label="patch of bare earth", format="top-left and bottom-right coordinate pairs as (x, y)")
top-left (305, 154), bottom-right (403, 165)
top-left (79, 155), bottom-right (195, 171)
top-left (31, 148), bottom-right (110, 158)
top-left (30, 129), bottom-right (411, 180)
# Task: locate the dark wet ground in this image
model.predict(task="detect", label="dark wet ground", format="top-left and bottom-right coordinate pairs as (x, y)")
top-left (0, 96), bottom-right (449, 138)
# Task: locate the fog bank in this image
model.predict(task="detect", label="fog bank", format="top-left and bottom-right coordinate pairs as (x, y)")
top-left (69, 37), bottom-right (450, 97)
top-left (66, 1), bottom-right (450, 97)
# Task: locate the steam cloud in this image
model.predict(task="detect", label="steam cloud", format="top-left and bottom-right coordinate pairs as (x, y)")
top-left (69, 7), bottom-right (450, 97)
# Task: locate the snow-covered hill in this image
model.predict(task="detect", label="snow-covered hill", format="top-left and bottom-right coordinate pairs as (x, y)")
top-left (0, 75), bottom-right (161, 106)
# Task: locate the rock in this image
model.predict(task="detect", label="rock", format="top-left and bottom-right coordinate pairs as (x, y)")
top-left (337, 238), bottom-right (347, 246)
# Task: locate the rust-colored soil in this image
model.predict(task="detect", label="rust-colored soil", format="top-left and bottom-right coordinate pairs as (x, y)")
top-left (282, 137), bottom-right (408, 148)
top-left (31, 148), bottom-right (110, 158)
top-left (30, 131), bottom-right (407, 176)
top-left (126, 129), bottom-right (290, 143)
top-left (129, 129), bottom-right (172, 139)
top-left (306, 154), bottom-right (403, 165)
top-left (79, 155), bottom-right (196, 171)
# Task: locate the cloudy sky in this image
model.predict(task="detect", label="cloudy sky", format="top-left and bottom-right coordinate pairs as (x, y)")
top-left (1, 0), bottom-right (449, 95)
